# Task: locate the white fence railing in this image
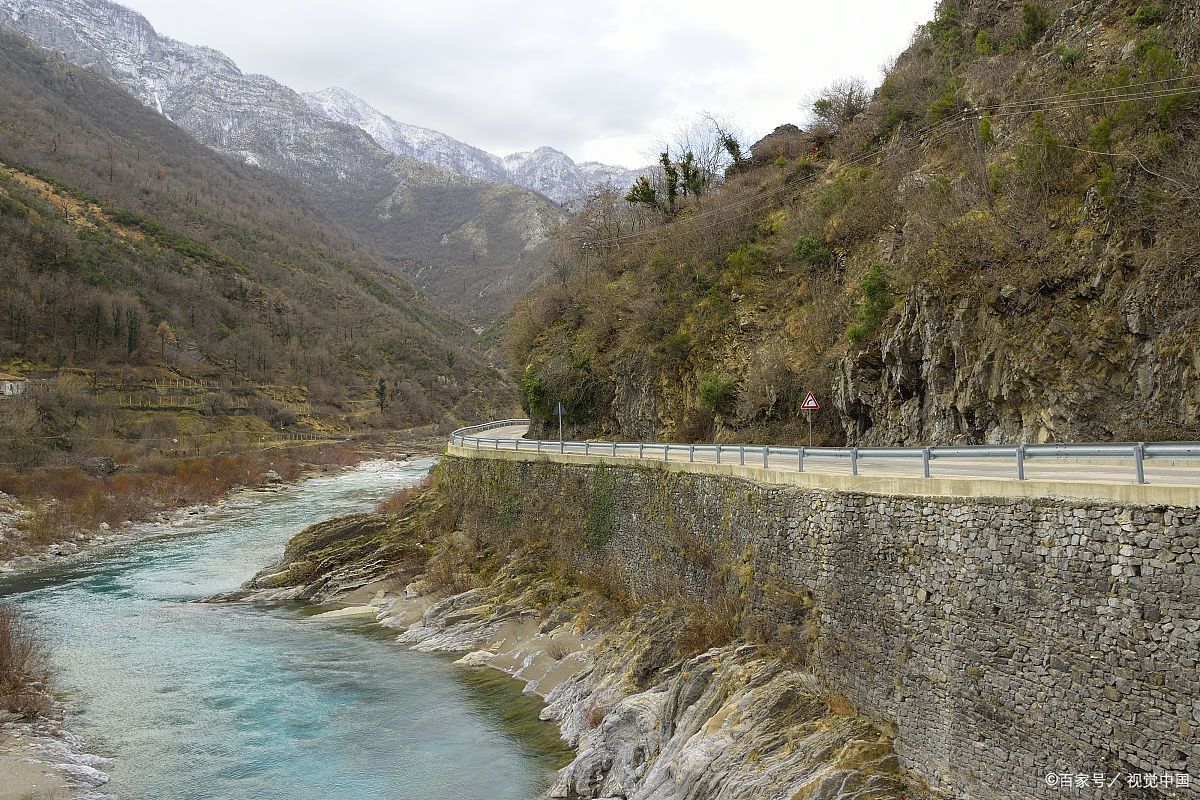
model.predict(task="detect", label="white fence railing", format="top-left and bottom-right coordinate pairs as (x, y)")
top-left (449, 420), bottom-right (1200, 486)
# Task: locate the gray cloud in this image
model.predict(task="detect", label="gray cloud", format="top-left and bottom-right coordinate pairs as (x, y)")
top-left (119, 0), bottom-right (936, 165)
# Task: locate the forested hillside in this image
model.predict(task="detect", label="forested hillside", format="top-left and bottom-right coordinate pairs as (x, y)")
top-left (0, 0), bottom-right (565, 326)
top-left (510, 0), bottom-right (1199, 446)
top-left (0, 28), bottom-right (514, 467)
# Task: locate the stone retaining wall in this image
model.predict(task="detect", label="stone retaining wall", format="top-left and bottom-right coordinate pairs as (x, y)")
top-left (440, 453), bottom-right (1200, 800)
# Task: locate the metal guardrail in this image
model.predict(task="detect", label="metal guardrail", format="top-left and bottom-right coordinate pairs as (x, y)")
top-left (448, 420), bottom-right (1200, 486)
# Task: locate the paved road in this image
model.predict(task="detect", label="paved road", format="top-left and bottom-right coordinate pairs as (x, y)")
top-left (459, 425), bottom-right (1200, 488)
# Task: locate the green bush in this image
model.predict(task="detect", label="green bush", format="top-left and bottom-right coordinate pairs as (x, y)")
top-left (663, 330), bottom-right (691, 362)
top-left (698, 374), bottom-right (737, 413)
top-left (978, 113), bottom-right (995, 146)
top-left (792, 235), bottom-right (833, 266)
top-left (926, 2), bottom-right (964, 66)
top-left (1096, 165), bottom-right (1116, 208)
top-left (725, 243), bottom-right (768, 271)
top-left (1156, 93), bottom-right (1188, 130)
top-left (773, 156), bottom-right (789, 168)
top-left (1135, 32), bottom-right (1177, 78)
top-left (1088, 118), bottom-right (1113, 150)
top-left (1019, 2), bottom-right (1051, 46)
top-left (519, 370), bottom-right (547, 415)
top-left (847, 264), bottom-right (893, 344)
top-left (1055, 45), bottom-right (1084, 66)
top-left (974, 30), bottom-right (992, 57)
top-left (928, 82), bottom-right (964, 122)
top-left (1132, 4), bottom-right (1164, 26)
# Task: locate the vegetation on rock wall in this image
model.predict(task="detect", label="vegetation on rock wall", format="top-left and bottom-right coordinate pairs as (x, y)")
top-left (509, 0), bottom-right (1200, 445)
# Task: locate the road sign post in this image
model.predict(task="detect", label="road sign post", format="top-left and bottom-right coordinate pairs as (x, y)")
top-left (554, 402), bottom-right (565, 445)
top-left (801, 392), bottom-right (820, 448)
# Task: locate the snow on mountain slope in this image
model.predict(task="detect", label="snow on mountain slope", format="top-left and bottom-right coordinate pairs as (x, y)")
top-left (304, 87), bottom-right (646, 204)
top-left (303, 87), bottom-right (509, 183)
top-left (0, 0), bottom-right (569, 324)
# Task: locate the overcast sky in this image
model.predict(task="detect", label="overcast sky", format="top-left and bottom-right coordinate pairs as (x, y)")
top-left (118, 0), bottom-right (936, 167)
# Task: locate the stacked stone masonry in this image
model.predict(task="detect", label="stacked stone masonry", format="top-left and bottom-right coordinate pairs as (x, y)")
top-left (441, 454), bottom-right (1200, 800)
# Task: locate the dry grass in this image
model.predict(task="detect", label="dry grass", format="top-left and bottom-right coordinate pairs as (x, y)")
top-left (0, 604), bottom-right (52, 720)
top-left (375, 477), bottom-right (432, 514)
top-left (679, 589), bottom-right (742, 658)
top-left (0, 443), bottom-right (363, 558)
top-left (582, 698), bottom-right (609, 730)
top-left (544, 638), bottom-right (571, 661)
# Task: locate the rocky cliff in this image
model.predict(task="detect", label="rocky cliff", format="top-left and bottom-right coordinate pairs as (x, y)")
top-left (510, 0), bottom-right (1200, 445)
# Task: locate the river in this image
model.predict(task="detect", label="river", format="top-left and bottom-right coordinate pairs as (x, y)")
top-left (0, 458), bottom-right (569, 800)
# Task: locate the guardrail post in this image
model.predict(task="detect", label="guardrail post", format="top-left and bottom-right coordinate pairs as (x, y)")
top-left (537, 439), bottom-right (541, 454)
top-left (612, 442), bottom-right (617, 457)
top-left (763, 447), bottom-right (769, 469)
top-left (1016, 444), bottom-right (1025, 481)
top-left (1135, 442), bottom-right (1146, 485)
top-left (689, 444), bottom-right (695, 463)
top-left (922, 447), bottom-right (931, 478)
top-left (475, 437), bottom-right (480, 451)
top-left (798, 447), bottom-right (805, 472)
top-left (716, 445), bottom-right (722, 464)
top-left (639, 443), bottom-right (644, 459)
top-left (851, 447), bottom-right (859, 476)
top-left (663, 444), bottom-right (669, 462)
top-left (739, 446), bottom-right (745, 466)
top-left (585, 442), bottom-right (590, 456)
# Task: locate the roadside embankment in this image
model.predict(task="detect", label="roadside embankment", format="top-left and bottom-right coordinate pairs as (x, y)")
top-left (222, 469), bottom-right (923, 799)
top-left (436, 453), bottom-right (1199, 800)
top-left (230, 451), bottom-right (1198, 799)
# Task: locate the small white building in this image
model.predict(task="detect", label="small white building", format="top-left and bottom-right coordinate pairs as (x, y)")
top-left (0, 373), bottom-right (29, 397)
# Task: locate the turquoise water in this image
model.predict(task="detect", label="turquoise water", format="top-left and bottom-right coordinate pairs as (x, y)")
top-left (0, 459), bottom-right (568, 800)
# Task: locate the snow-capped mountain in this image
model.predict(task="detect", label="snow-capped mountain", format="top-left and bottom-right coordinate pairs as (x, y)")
top-left (302, 87), bottom-right (509, 184)
top-left (502, 146), bottom-right (646, 206)
top-left (303, 87), bottom-right (645, 205)
top-left (0, 0), bottom-right (565, 322)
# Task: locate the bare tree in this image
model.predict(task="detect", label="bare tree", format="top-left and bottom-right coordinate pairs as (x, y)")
top-left (806, 78), bottom-right (870, 132)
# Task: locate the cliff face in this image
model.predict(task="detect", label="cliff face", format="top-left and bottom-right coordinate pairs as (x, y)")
top-left (511, 0), bottom-right (1200, 445)
top-left (835, 278), bottom-right (1200, 445)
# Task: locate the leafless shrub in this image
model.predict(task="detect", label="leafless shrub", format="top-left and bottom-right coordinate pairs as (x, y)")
top-left (544, 638), bottom-right (570, 661)
top-left (582, 698), bottom-right (609, 730)
top-left (679, 587), bottom-right (742, 657)
top-left (0, 604), bottom-right (52, 719)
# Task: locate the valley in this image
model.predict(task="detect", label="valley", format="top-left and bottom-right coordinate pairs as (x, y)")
top-left (0, 0), bottom-right (1196, 799)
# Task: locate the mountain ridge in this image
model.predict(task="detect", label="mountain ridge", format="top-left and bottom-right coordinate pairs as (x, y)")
top-left (302, 86), bottom-right (646, 204)
top-left (0, 0), bottom-right (565, 323)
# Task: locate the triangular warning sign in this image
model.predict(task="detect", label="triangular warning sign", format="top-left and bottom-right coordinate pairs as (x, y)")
top-left (801, 392), bottom-right (820, 411)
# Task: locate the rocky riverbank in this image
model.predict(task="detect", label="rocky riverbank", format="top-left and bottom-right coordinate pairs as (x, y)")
top-left (221, 485), bottom-right (923, 800)
top-left (0, 708), bottom-right (113, 800)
